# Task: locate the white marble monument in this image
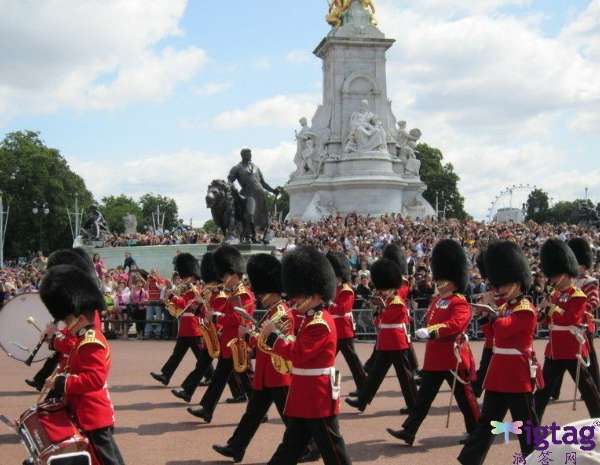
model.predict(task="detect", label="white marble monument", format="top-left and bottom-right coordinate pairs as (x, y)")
top-left (286, 0), bottom-right (435, 220)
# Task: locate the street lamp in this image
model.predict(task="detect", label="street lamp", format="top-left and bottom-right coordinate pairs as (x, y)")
top-left (32, 201), bottom-right (50, 252)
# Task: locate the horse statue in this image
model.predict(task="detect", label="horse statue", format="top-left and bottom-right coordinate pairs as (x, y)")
top-left (205, 179), bottom-right (250, 243)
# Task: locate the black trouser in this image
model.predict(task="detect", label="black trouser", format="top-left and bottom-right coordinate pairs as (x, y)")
top-left (364, 344), bottom-right (377, 374)
top-left (199, 358), bottom-right (252, 416)
top-left (357, 349), bottom-right (417, 411)
top-left (402, 370), bottom-right (480, 436)
top-left (587, 331), bottom-right (600, 389)
top-left (458, 391), bottom-right (538, 465)
top-left (180, 348), bottom-right (214, 396)
top-left (33, 353), bottom-right (60, 387)
top-left (407, 344), bottom-right (419, 373)
top-left (534, 358), bottom-right (600, 421)
top-left (336, 338), bottom-right (366, 391)
top-left (228, 387), bottom-right (288, 456)
top-left (268, 416), bottom-right (352, 465)
top-left (160, 337), bottom-right (206, 383)
top-left (472, 347), bottom-right (493, 398)
top-left (88, 426), bottom-right (126, 465)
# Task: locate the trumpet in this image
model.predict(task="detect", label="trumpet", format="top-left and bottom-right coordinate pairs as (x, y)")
top-left (164, 282), bottom-right (198, 318)
top-left (256, 305), bottom-right (293, 375)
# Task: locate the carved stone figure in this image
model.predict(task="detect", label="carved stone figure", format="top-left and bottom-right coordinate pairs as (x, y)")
top-left (345, 100), bottom-right (388, 153)
top-left (227, 149), bottom-right (281, 243)
top-left (123, 213), bottom-right (137, 236)
top-left (396, 124), bottom-right (422, 178)
top-left (326, 0), bottom-right (351, 28)
top-left (80, 204), bottom-right (110, 243)
top-left (293, 117), bottom-right (325, 177)
top-left (205, 179), bottom-right (247, 243)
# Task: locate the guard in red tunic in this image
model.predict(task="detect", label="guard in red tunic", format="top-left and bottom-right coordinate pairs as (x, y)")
top-left (458, 241), bottom-right (540, 465)
top-left (188, 245), bottom-right (255, 423)
top-left (213, 253), bottom-right (295, 462)
top-left (345, 257), bottom-right (417, 413)
top-left (569, 237), bottom-right (600, 389)
top-left (151, 253), bottom-right (214, 392)
top-left (261, 246), bottom-right (352, 465)
top-left (387, 239), bottom-right (480, 445)
top-left (327, 252), bottom-right (366, 393)
top-left (534, 238), bottom-right (600, 421)
top-left (40, 265), bottom-right (125, 465)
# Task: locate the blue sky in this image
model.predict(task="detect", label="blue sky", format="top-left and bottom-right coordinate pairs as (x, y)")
top-left (1, 0), bottom-right (598, 223)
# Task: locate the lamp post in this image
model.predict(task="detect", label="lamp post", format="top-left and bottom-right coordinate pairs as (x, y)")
top-left (0, 191), bottom-right (9, 268)
top-left (67, 193), bottom-right (83, 241)
top-left (32, 201), bottom-right (50, 252)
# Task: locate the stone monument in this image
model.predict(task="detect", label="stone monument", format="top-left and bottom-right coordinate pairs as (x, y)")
top-left (286, 0), bottom-right (435, 220)
top-left (123, 213), bottom-right (138, 236)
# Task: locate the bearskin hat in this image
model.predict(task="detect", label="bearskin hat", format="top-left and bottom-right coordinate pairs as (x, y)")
top-left (40, 264), bottom-right (105, 321)
top-left (370, 258), bottom-right (403, 290)
top-left (247, 253), bottom-right (282, 295)
top-left (382, 243), bottom-right (408, 275)
top-left (282, 246), bottom-right (336, 302)
top-left (47, 248), bottom-right (95, 277)
top-left (175, 253), bottom-right (201, 280)
top-left (431, 239), bottom-right (469, 293)
top-left (200, 252), bottom-right (219, 283)
top-left (484, 241), bottom-right (532, 291)
top-left (326, 252), bottom-right (351, 283)
top-left (568, 237), bottom-right (593, 270)
top-left (541, 238), bottom-right (579, 278)
top-left (213, 245), bottom-right (245, 279)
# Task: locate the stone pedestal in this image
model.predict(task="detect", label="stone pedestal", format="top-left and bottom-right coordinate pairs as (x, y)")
top-left (285, 0), bottom-right (435, 221)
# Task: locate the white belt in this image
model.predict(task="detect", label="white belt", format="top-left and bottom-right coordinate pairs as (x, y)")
top-left (379, 323), bottom-right (407, 330)
top-left (550, 324), bottom-right (578, 333)
top-left (292, 367), bottom-right (335, 376)
top-left (332, 314), bottom-right (352, 319)
top-left (493, 347), bottom-right (523, 356)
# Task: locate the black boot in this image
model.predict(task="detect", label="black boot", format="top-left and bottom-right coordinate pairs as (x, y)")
top-left (171, 388), bottom-right (192, 403)
top-left (187, 406), bottom-right (212, 423)
top-left (386, 428), bottom-right (415, 446)
top-left (345, 397), bottom-right (365, 412)
top-left (150, 372), bottom-right (168, 386)
top-left (213, 444), bottom-right (243, 463)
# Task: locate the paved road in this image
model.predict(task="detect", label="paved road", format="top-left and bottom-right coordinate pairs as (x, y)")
top-left (1, 340), bottom-right (596, 465)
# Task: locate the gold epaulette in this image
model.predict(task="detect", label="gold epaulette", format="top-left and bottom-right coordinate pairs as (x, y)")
top-left (513, 299), bottom-right (534, 313)
top-left (234, 284), bottom-right (251, 298)
top-left (391, 295), bottom-right (405, 306)
top-left (498, 303), bottom-right (508, 315)
top-left (571, 287), bottom-right (587, 299)
top-left (341, 283), bottom-right (354, 295)
top-left (216, 290), bottom-right (228, 299)
top-left (78, 329), bottom-right (106, 350)
top-left (454, 293), bottom-right (467, 301)
top-left (306, 311), bottom-right (330, 332)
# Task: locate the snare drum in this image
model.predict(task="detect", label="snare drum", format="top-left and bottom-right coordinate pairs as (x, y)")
top-left (17, 401), bottom-right (93, 465)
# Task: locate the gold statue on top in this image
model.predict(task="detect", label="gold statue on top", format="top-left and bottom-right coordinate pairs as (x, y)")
top-left (326, 0), bottom-right (377, 28)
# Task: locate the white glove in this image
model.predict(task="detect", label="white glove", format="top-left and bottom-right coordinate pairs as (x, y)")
top-left (415, 328), bottom-right (431, 340)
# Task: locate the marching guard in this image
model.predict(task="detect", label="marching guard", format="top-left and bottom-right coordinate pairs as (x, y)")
top-left (345, 256), bottom-right (417, 414)
top-left (534, 238), bottom-right (600, 421)
top-left (327, 252), bottom-right (367, 393)
top-left (458, 241), bottom-right (540, 465)
top-left (40, 264), bottom-right (125, 465)
top-left (260, 246), bottom-right (352, 465)
top-left (387, 239), bottom-right (480, 445)
top-left (213, 253), bottom-right (295, 463)
top-left (188, 245), bottom-right (255, 423)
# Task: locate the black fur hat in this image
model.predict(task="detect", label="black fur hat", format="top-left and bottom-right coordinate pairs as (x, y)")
top-left (47, 249), bottom-right (95, 277)
top-left (213, 245), bottom-right (245, 279)
top-left (282, 246), bottom-right (336, 302)
top-left (200, 252), bottom-right (219, 283)
top-left (40, 264), bottom-right (105, 321)
top-left (484, 241), bottom-right (532, 291)
top-left (431, 239), bottom-right (469, 293)
top-left (541, 238), bottom-right (579, 278)
top-left (382, 243), bottom-right (408, 275)
top-left (174, 253), bottom-right (201, 280)
top-left (370, 259), bottom-right (403, 290)
top-left (247, 253), bottom-right (282, 295)
top-left (326, 252), bottom-right (351, 283)
top-left (568, 237), bottom-right (593, 270)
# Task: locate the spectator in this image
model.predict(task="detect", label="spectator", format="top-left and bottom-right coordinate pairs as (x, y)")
top-left (123, 252), bottom-right (137, 273)
top-left (145, 269), bottom-right (166, 339)
top-left (128, 276), bottom-right (148, 339)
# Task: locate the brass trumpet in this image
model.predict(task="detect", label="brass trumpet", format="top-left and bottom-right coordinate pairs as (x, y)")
top-left (198, 285), bottom-right (221, 359)
top-left (164, 282), bottom-right (198, 319)
top-left (257, 305), bottom-right (293, 375)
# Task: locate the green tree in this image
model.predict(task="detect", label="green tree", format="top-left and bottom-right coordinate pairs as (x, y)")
top-left (202, 219), bottom-right (220, 234)
top-left (547, 199), bottom-right (594, 224)
top-left (100, 195), bottom-right (142, 234)
top-left (525, 188), bottom-right (550, 223)
top-left (0, 131), bottom-right (94, 257)
top-left (139, 193), bottom-right (179, 232)
top-left (416, 143), bottom-right (468, 219)
top-left (265, 190), bottom-right (290, 220)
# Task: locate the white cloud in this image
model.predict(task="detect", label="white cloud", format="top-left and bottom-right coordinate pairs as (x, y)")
top-left (211, 94), bottom-right (319, 130)
top-left (285, 50), bottom-right (312, 64)
top-left (192, 81), bottom-right (233, 97)
top-left (0, 0), bottom-right (206, 120)
top-left (70, 142), bottom-right (296, 224)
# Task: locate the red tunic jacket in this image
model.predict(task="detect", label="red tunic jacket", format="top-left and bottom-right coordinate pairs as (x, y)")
top-left (483, 298), bottom-right (538, 393)
top-left (171, 286), bottom-right (202, 338)
top-left (249, 301), bottom-right (294, 390)
top-left (59, 327), bottom-right (115, 432)
top-left (423, 294), bottom-right (473, 372)
top-left (376, 294), bottom-right (410, 351)
top-left (544, 286), bottom-right (588, 360)
top-left (329, 284), bottom-right (355, 340)
top-left (577, 275), bottom-right (599, 335)
top-left (272, 309), bottom-right (339, 419)
top-left (216, 284), bottom-right (255, 359)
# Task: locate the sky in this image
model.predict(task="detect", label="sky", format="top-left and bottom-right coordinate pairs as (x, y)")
top-left (0, 0), bottom-right (599, 224)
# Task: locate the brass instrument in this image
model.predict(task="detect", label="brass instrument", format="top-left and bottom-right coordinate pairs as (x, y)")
top-left (257, 305), bottom-right (293, 375)
top-left (164, 282), bottom-right (196, 318)
top-left (199, 285), bottom-right (221, 359)
top-left (228, 290), bottom-right (249, 373)
top-left (537, 286), bottom-right (555, 322)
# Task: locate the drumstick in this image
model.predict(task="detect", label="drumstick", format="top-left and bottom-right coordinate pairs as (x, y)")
top-left (26, 317), bottom-right (43, 333)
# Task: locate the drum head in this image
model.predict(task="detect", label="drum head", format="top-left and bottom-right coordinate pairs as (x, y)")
top-left (0, 293), bottom-right (54, 363)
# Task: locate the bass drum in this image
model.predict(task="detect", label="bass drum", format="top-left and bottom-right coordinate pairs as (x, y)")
top-left (0, 293), bottom-right (54, 363)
